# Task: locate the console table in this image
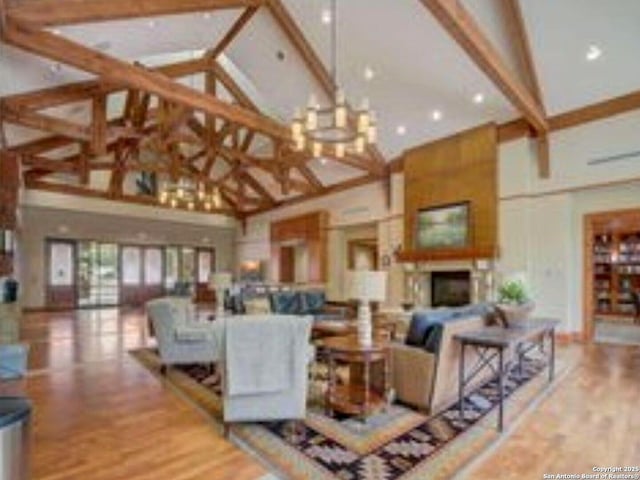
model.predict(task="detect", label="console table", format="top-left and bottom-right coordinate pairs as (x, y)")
top-left (322, 335), bottom-right (390, 422)
top-left (454, 318), bottom-right (559, 432)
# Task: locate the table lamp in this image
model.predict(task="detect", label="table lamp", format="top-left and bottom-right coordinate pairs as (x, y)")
top-left (209, 272), bottom-right (233, 316)
top-left (347, 270), bottom-right (388, 346)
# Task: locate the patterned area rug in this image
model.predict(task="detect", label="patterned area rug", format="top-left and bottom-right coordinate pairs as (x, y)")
top-left (130, 348), bottom-right (566, 480)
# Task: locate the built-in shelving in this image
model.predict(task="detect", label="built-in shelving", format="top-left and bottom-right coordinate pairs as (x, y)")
top-left (592, 232), bottom-right (640, 317)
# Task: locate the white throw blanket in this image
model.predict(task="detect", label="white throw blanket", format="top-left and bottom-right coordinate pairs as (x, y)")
top-left (225, 315), bottom-right (300, 396)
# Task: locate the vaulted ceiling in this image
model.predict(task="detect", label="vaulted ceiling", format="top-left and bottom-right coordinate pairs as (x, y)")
top-left (1, 0), bottom-right (639, 218)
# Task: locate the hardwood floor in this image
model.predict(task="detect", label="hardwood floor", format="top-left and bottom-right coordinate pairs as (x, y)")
top-left (1, 308), bottom-right (639, 480)
top-left (0, 308), bottom-right (268, 480)
top-left (463, 343), bottom-right (640, 479)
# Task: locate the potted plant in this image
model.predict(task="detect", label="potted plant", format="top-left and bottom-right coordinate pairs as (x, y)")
top-left (496, 275), bottom-right (534, 324)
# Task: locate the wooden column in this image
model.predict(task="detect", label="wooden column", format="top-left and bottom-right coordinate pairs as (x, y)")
top-left (0, 151), bottom-right (19, 276)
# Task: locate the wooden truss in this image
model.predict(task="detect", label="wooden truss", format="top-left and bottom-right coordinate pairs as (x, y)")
top-left (0, 0), bottom-right (388, 218)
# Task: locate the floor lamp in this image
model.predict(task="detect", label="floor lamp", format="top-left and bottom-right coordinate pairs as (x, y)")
top-left (209, 272), bottom-right (232, 317)
top-left (347, 270), bottom-right (388, 346)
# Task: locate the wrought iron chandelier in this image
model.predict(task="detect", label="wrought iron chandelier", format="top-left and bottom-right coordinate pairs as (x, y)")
top-left (158, 179), bottom-right (222, 211)
top-left (290, 0), bottom-right (376, 159)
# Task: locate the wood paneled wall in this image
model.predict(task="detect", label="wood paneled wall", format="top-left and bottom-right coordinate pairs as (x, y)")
top-left (402, 124), bottom-right (498, 259)
top-left (270, 211), bottom-right (328, 283)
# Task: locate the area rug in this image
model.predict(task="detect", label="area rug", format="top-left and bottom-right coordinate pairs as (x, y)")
top-left (130, 348), bottom-right (568, 480)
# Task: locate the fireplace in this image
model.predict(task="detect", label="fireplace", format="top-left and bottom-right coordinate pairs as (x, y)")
top-left (431, 271), bottom-right (471, 307)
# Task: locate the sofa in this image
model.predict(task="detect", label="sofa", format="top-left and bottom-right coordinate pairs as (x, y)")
top-left (390, 303), bottom-right (508, 414)
top-left (227, 287), bottom-right (348, 322)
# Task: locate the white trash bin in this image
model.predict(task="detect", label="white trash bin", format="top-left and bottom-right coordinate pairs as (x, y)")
top-left (0, 397), bottom-right (31, 480)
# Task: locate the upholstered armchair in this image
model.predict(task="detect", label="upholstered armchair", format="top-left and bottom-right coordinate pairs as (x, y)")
top-left (146, 298), bottom-right (221, 374)
top-left (218, 314), bottom-right (313, 433)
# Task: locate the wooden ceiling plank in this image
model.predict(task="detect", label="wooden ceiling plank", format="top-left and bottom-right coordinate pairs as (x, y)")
top-left (7, 135), bottom-right (75, 156)
top-left (7, 0), bottom-right (262, 27)
top-left (419, 0), bottom-right (547, 133)
top-left (205, 6), bottom-right (258, 60)
top-left (2, 22), bottom-right (289, 140)
top-left (500, 0), bottom-right (545, 108)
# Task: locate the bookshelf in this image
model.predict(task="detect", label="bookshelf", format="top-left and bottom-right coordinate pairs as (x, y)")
top-left (592, 232), bottom-right (640, 317)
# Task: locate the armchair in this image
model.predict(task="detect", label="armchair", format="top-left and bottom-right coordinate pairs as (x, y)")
top-left (146, 298), bottom-right (221, 374)
top-left (218, 314), bottom-right (312, 434)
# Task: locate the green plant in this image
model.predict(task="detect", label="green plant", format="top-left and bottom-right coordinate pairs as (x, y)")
top-left (497, 278), bottom-right (529, 305)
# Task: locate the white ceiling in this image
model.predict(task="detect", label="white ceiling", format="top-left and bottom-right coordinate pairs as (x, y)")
top-left (2, 1), bottom-right (639, 186)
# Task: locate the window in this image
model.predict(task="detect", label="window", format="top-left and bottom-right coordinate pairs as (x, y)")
top-left (121, 247), bottom-right (142, 285)
top-left (165, 247), bottom-right (179, 289)
top-left (144, 248), bottom-right (163, 285)
top-left (49, 242), bottom-right (74, 286)
top-left (198, 250), bottom-right (213, 283)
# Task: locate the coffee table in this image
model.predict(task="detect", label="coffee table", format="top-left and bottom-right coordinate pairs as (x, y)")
top-left (454, 318), bottom-right (559, 432)
top-left (321, 335), bottom-right (390, 422)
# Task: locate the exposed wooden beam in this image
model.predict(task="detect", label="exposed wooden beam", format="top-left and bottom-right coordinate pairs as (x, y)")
top-left (419, 0), bottom-right (547, 133)
top-left (7, 0), bottom-right (262, 27)
top-left (91, 94), bottom-right (107, 155)
top-left (24, 178), bottom-right (236, 216)
top-left (245, 174), bottom-right (382, 217)
top-left (211, 61), bottom-right (258, 111)
top-left (7, 135), bottom-right (75, 156)
top-left (536, 134), bottom-right (550, 179)
top-left (2, 22), bottom-right (289, 140)
top-left (22, 155), bottom-right (78, 173)
top-left (205, 6), bottom-right (258, 60)
top-left (549, 90), bottom-right (640, 132)
top-left (2, 103), bottom-right (92, 141)
top-left (499, 90), bottom-right (640, 144)
top-left (296, 164), bottom-right (322, 191)
top-left (2, 58), bottom-right (208, 112)
top-left (500, 0), bottom-right (544, 108)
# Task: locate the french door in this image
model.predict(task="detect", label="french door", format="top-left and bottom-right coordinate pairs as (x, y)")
top-left (77, 241), bottom-right (119, 307)
top-left (46, 240), bottom-right (77, 309)
top-left (120, 245), bottom-right (165, 306)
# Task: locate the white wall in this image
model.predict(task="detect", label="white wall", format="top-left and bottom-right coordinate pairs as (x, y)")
top-left (237, 174), bottom-right (405, 304)
top-left (17, 203), bottom-right (236, 308)
top-left (499, 109), bottom-right (640, 333)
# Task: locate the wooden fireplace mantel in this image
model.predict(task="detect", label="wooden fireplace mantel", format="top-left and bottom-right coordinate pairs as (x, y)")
top-left (396, 246), bottom-right (498, 263)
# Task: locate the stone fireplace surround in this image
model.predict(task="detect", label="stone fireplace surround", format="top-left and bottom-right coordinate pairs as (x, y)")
top-left (403, 259), bottom-right (496, 308)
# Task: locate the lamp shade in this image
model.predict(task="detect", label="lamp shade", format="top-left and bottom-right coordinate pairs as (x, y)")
top-left (209, 272), bottom-right (233, 290)
top-left (347, 270), bottom-right (387, 302)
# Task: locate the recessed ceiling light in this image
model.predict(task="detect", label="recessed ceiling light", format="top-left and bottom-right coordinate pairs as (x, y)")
top-left (319, 157), bottom-right (328, 165)
top-left (147, 20), bottom-right (156, 28)
top-left (586, 45), bottom-right (602, 61)
top-left (52, 29), bottom-right (61, 35)
top-left (396, 125), bottom-right (407, 136)
top-left (321, 9), bottom-right (332, 24)
top-left (364, 66), bottom-right (375, 81)
top-left (202, 237), bottom-right (210, 244)
top-left (473, 93), bottom-right (485, 104)
top-left (431, 110), bottom-right (443, 121)
top-left (48, 63), bottom-right (62, 75)
top-left (203, 12), bottom-right (211, 19)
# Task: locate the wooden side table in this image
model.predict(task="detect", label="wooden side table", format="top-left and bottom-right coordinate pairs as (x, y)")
top-left (322, 335), bottom-right (390, 422)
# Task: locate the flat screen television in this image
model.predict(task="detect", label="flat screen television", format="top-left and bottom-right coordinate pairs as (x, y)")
top-left (416, 202), bottom-right (470, 249)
